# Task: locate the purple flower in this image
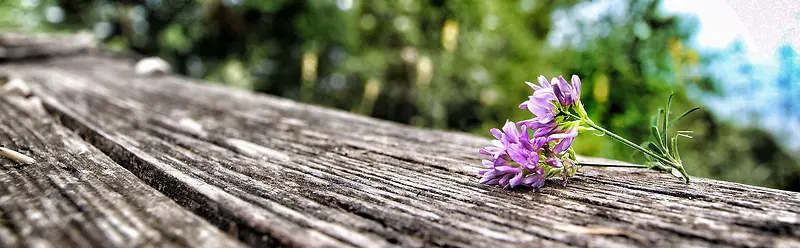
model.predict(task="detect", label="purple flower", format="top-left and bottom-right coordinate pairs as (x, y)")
top-left (551, 75), bottom-right (582, 107)
top-left (548, 128), bottom-right (578, 155)
top-left (518, 118), bottom-right (557, 137)
top-left (479, 160), bottom-right (546, 189)
top-left (520, 75), bottom-right (583, 114)
top-left (519, 76), bottom-right (558, 123)
top-left (478, 121), bottom-right (547, 189)
top-left (478, 75), bottom-right (586, 190)
top-left (517, 75), bottom-right (583, 152)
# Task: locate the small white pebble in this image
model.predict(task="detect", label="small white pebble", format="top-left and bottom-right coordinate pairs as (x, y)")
top-left (0, 147), bottom-right (36, 164)
top-left (135, 57), bottom-right (171, 75)
top-left (1, 78), bottom-right (32, 96)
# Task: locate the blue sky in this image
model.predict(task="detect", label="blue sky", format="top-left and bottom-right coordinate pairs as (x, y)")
top-left (664, 0), bottom-right (800, 153)
top-left (662, 0), bottom-right (800, 64)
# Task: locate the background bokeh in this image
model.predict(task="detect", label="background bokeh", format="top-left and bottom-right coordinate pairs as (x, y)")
top-left (2, 0), bottom-right (799, 191)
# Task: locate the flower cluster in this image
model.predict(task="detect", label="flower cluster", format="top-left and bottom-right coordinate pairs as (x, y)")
top-left (479, 74), bottom-right (698, 189)
top-left (479, 75), bottom-right (584, 189)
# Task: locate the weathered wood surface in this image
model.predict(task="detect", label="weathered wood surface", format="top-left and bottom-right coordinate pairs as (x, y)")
top-left (0, 32), bottom-right (96, 61)
top-left (0, 34), bottom-right (799, 247)
top-left (0, 79), bottom-right (245, 247)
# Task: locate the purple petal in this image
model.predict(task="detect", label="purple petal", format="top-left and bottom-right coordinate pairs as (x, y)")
top-left (534, 111), bottom-right (554, 124)
top-left (509, 172), bottom-right (524, 188)
top-left (571, 75), bottom-right (582, 102)
top-left (499, 174), bottom-right (511, 188)
top-left (496, 153), bottom-right (510, 161)
top-left (532, 137), bottom-right (548, 150)
top-left (533, 122), bottom-right (557, 138)
top-left (554, 137), bottom-right (575, 154)
top-left (538, 75), bottom-right (550, 88)
top-left (502, 121), bottom-right (520, 144)
top-left (522, 174), bottom-right (546, 188)
top-left (506, 145), bottom-right (530, 166)
top-left (485, 178), bottom-right (501, 185)
top-left (519, 126), bottom-right (534, 150)
top-left (557, 76), bottom-right (573, 106)
top-left (493, 158), bottom-right (509, 166)
top-left (494, 165), bottom-right (521, 174)
top-left (521, 159), bottom-right (540, 171)
top-left (491, 139), bottom-right (504, 149)
top-left (490, 128), bottom-right (503, 140)
top-left (548, 129), bottom-right (579, 140)
top-left (525, 81), bottom-right (539, 90)
top-left (519, 101), bottom-right (529, 109)
top-left (546, 157), bottom-right (561, 168)
top-left (479, 170), bottom-right (498, 184)
top-left (517, 119), bottom-right (535, 127)
top-left (532, 89), bottom-right (556, 103)
top-left (552, 81), bottom-right (565, 106)
top-left (480, 146), bottom-right (502, 155)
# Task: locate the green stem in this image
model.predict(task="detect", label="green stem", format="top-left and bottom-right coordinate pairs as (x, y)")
top-left (677, 165), bottom-right (691, 183)
top-left (580, 117), bottom-right (690, 183)
top-left (576, 162), bottom-right (648, 169)
top-left (580, 118), bottom-right (676, 167)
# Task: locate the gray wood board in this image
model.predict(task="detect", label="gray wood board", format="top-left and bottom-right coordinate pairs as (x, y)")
top-left (0, 55), bottom-right (798, 247)
top-left (0, 90), bottom-right (245, 247)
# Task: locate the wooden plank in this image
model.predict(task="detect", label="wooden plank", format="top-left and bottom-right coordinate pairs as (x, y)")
top-left (0, 96), bottom-right (245, 247)
top-left (2, 55), bottom-right (799, 247)
top-left (0, 32), bottom-right (96, 61)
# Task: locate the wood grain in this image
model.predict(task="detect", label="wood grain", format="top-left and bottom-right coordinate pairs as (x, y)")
top-left (0, 32), bottom-right (96, 61)
top-left (0, 93), bottom-right (245, 247)
top-left (0, 33), bottom-right (797, 247)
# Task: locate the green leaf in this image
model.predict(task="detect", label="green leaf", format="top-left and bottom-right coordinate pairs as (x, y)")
top-left (667, 107), bottom-right (701, 127)
top-left (671, 136), bottom-right (681, 164)
top-left (648, 142), bottom-right (664, 156)
top-left (650, 125), bottom-right (665, 153)
top-left (663, 93), bottom-right (672, 151)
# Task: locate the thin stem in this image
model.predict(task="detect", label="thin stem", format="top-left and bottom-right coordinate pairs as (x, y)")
top-left (581, 118), bottom-right (679, 168)
top-left (677, 166), bottom-right (691, 183)
top-left (569, 112), bottom-right (691, 183)
top-left (576, 162), bottom-right (648, 169)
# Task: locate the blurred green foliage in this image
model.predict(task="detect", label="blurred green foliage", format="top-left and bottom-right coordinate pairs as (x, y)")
top-left (2, 0), bottom-right (798, 191)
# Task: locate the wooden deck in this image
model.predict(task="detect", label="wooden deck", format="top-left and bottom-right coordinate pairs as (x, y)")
top-left (0, 33), bottom-right (798, 247)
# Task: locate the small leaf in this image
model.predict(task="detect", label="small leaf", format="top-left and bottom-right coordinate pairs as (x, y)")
top-left (670, 168), bottom-right (683, 178)
top-left (671, 136), bottom-right (681, 164)
top-left (663, 93), bottom-right (672, 151)
top-left (648, 142), bottom-right (664, 155)
top-left (650, 126), bottom-right (665, 153)
top-left (667, 107), bottom-right (701, 127)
